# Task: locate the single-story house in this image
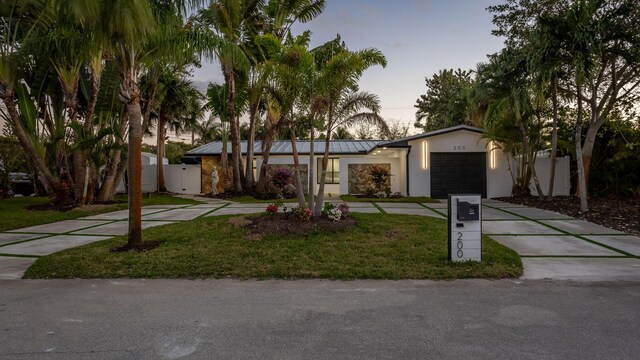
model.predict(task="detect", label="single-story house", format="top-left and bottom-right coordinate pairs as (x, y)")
top-left (184, 125), bottom-right (570, 198)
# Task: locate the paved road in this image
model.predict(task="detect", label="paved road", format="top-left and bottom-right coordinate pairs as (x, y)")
top-left (0, 279), bottom-right (639, 359)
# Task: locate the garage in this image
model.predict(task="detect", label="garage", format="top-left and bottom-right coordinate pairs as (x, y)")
top-left (430, 152), bottom-right (487, 199)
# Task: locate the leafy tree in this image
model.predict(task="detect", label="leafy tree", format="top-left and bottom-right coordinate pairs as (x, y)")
top-left (414, 69), bottom-right (475, 131)
top-left (489, 0), bottom-right (640, 211)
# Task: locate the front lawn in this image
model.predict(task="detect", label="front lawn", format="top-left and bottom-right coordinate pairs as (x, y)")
top-left (340, 195), bottom-right (439, 203)
top-left (0, 194), bottom-right (201, 232)
top-left (24, 213), bottom-right (522, 280)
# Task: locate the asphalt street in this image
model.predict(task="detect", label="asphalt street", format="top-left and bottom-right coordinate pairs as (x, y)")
top-left (1, 279), bottom-right (639, 359)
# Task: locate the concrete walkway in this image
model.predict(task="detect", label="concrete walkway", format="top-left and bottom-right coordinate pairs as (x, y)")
top-left (0, 197), bottom-right (638, 281)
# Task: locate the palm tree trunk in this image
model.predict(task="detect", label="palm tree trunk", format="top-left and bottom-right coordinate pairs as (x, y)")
top-left (157, 110), bottom-right (167, 192)
top-left (575, 84), bottom-right (589, 212)
top-left (314, 108), bottom-right (334, 216)
top-left (244, 96), bottom-right (260, 191)
top-left (77, 65), bottom-right (102, 205)
top-left (314, 135), bottom-right (331, 216)
top-left (517, 119), bottom-right (544, 200)
top-left (256, 118), bottom-right (276, 194)
top-left (126, 94), bottom-right (143, 247)
top-left (224, 66), bottom-right (243, 193)
top-left (3, 96), bottom-right (68, 204)
top-left (308, 125), bottom-right (315, 215)
top-left (97, 113), bottom-right (128, 202)
top-left (546, 80), bottom-right (559, 201)
top-left (289, 132), bottom-right (306, 207)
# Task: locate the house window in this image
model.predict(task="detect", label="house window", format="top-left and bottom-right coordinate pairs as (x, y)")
top-left (317, 158), bottom-right (340, 184)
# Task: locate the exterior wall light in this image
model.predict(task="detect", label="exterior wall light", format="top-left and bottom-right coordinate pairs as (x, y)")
top-left (422, 140), bottom-right (428, 169)
top-left (489, 141), bottom-right (497, 169)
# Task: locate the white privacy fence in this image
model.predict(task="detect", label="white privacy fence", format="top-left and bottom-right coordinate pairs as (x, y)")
top-left (116, 164), bottom-right (201, 194)
top-left (530, 156), bottom-right (571, 196)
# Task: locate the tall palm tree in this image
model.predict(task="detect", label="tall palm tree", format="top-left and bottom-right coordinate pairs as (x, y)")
top-left (312, 45), bottom-right (388, 216)
top-left (197, 0), bottom-right (257, 193)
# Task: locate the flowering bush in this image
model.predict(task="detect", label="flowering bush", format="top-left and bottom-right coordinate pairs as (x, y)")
top-left (327, 208), bottom-right (342, 222)
top-left (337, 202), bottom-right (350, 218)
top-left (288, 205), bottom-right (312, 221)
top-left (272, 167), bottom-right (293, 188)
top-left (322, 202), bottom-right (350, 221)
top-left (265, 201), bottom-right (282, 215)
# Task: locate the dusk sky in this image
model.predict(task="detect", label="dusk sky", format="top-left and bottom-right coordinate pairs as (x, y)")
top-left (190, 0), bottom-right (506, 135)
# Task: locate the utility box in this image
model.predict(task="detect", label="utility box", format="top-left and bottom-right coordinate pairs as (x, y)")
top-left (448, 194), bottom-right (482, 262)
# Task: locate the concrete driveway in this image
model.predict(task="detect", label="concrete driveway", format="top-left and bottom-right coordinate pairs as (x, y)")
top-left (0, 198), bottom-right (638, 281)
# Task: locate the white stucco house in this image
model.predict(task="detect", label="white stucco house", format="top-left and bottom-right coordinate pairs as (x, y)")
top-left (184, 125), bottom-right (570, 198)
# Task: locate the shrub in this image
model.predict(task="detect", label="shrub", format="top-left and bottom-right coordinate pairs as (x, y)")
top-left (272, 167), bottom-right (293, 188)
top-left (288, 205), bottom-right (312, 221)
top-left (327, 208), bottom-right (342, 222)
top-left (265, 202), bottom-right (280, 215)
top-left (375, 191), bottom-right (387, 198)
top-left (337, 202), bottom-right (350, 218)
top-left (322, 202), bottom-right (335, 214)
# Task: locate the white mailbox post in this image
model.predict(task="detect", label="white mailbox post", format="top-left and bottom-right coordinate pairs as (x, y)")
top-left (448, 194), bottom-right (482, 262)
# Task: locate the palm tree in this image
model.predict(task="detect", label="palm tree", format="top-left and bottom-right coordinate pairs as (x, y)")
top-left (0, 1), bottom-right (73, 204)
top-left (197, 0), bottom-right (258, 193)
top-left (154, 75), bottom-right (204, 192)
top-left (332, 126), bottom-right (353, 140)
top-left (312, 45), bottom-right (388, 216)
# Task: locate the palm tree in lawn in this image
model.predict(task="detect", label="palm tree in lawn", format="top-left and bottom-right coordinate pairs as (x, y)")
top-left (103, 0), bottom-right (209, 247)
top-left (154, 75), bottom-right (204, 192)
top-left (312, 46), bottom-right (388, 216)
top-left (197, 0), bottom-right (258, 193)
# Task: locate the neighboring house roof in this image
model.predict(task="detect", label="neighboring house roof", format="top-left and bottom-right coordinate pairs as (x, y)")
top-left (185, 140), bottom-right (383, 156)
top-left (380, 125), bottom-right (484, 147)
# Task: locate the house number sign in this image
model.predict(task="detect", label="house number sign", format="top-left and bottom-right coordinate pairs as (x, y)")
top-left (452, 145), bottom-right (466, 150)
top-left (448, 194), bottom-right (482, 262)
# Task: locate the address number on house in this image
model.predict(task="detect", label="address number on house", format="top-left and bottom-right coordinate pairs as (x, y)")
top-left (452, 145), bottom-right (466, 150)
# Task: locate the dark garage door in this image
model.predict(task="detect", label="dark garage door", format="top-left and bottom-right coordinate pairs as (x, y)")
top-left (430, 152), bottom-right (487, 199)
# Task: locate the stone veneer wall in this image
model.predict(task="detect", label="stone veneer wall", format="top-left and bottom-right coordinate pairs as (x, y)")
top-left (348, 163), bottom-right (391, 194)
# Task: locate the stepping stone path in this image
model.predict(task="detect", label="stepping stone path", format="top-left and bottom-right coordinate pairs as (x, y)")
top-left (0, 196), bottom-right (638, 281)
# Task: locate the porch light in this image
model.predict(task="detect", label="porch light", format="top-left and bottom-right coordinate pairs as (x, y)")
top-left (422, 140), bottom-right (428, 169)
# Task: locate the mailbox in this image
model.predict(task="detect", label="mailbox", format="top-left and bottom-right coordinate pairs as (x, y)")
top-left (448, 194), bottom-right (482, 262)
top-left (457, 201), bottom-right (480, 221)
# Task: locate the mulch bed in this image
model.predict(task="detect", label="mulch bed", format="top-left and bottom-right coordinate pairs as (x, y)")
top-left (496, 195), bottom-right (640, 236)
top-left (25, 203), bottom-right (76, 212)
top-left (232, 213), bottom-right (357, 237)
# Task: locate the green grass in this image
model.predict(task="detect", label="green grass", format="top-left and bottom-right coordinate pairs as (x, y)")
top-left (24, 213), bottom-right (522, 280)
top-left (340, 195), bottom-right (439, 203)
top-left (0, 194), bottom-right (201, 232)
